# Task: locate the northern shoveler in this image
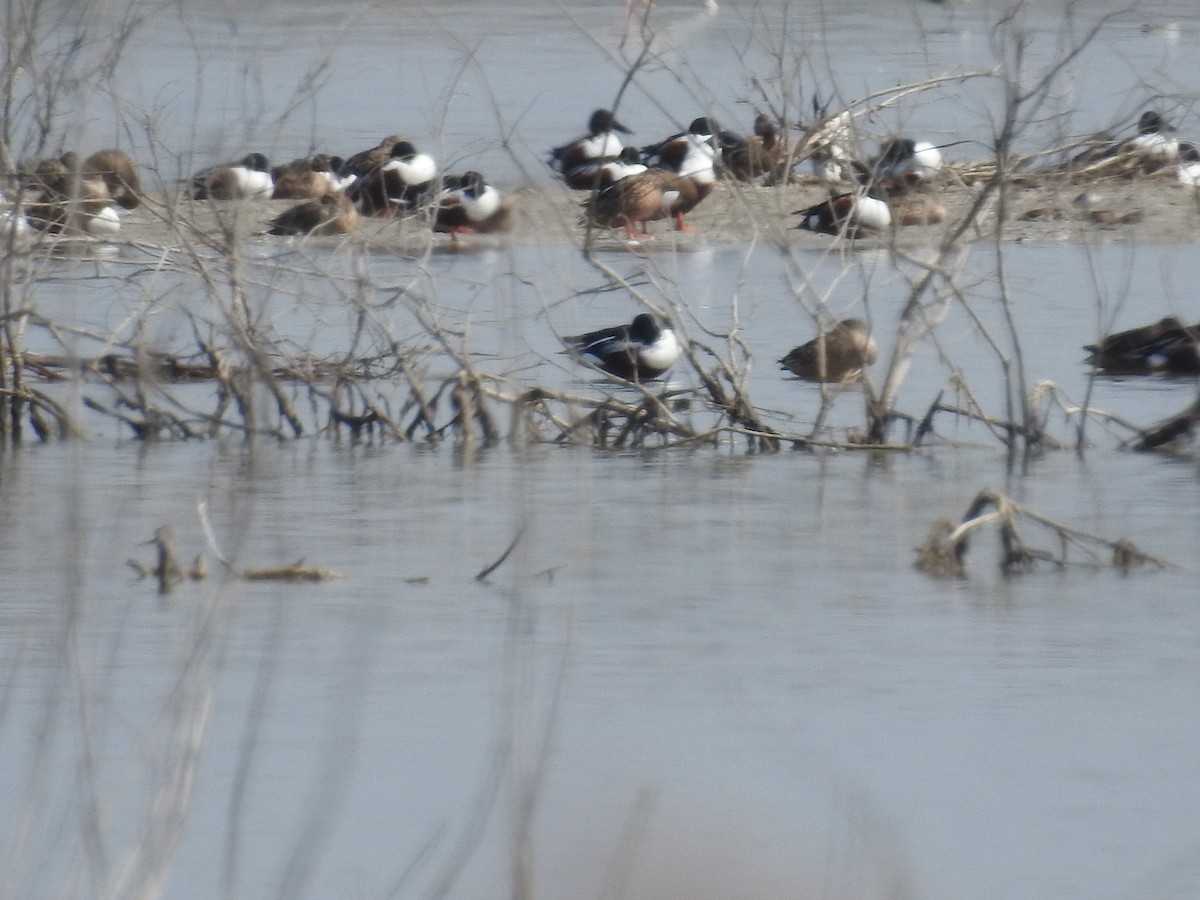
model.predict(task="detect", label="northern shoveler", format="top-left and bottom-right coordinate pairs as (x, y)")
top-left (586, 117), bottom-right (717, 239)
top-left (191, 152), bottom-right (274, 200)
top-left (594, 147), bottom-right (649, 187)
top-left (1084, 316), bottom-right (1200, 375)
top-left (349, 140), bottom-right (438, 216)
top-left (1124, 110), bottom-right (1179, 167)
top-left (434, 171), bottom-right (509, 237)
top-left (269, 192), bottom-right (359, 236)
top-left (550, 108), bottom-right (633, 189)
top-left (1176, 141), bottom-right (1200, 186)
top-left (794, 191), bottom-right (892, 237)
top-left (19, 153), bottom-right (122, 235)
top-left (563, 312), bottom-right (682, 381)
top-left (721, 113), bottom-right (784, 181)
top-left (271, 154), bottom-right (355, 200)
top-left (81, 149), bottom-right (142, 209)
top-left (779, 318), bottom-right (878, 382)
top-left (339, 135), bottom-right (404, 179)
top-left (872, 138), bottom-right (943, 189)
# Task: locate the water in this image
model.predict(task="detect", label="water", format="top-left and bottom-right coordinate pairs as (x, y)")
top-left (4, 1), bottom-right (1200, 899)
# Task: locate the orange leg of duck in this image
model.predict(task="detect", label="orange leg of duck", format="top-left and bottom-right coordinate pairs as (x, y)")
top-left (674, 210), bottom-right (693, 232)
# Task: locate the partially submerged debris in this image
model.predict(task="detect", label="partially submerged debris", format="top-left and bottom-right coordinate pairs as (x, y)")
top-left (915, 489), bottom-right (1172, 578)
top-left (240, 562), bottom-right (343, 582)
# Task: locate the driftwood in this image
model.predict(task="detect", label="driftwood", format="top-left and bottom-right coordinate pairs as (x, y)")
top-left (1128, 397), bottom-right (1200, 454)
top-left (916, 489), bottom-right (1172, 578)
top-left (240, 561), bottom-right (343, 582)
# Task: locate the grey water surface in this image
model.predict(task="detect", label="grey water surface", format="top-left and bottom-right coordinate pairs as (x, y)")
top-left (3, 2), bottom-right (1200, 900)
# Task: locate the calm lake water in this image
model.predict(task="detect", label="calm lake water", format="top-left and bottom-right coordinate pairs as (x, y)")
top-left (3, 2), bottom-right (1200, 900)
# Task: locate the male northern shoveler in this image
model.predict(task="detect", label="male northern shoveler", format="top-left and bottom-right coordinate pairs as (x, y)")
top-left (721, 113), bottom-right (784, 181)
top-left (594, 147), bottom-right (648, 187)
top-left (191, 152), bottom-right (274, 200)
top-left (349, 141), bottom-right (438, 216)
top-left (873, 138), bottom-right (943, 188)
top-left (1084, 317), bottom-right (1200, 375)
top-left (1124, 110), bottom-right (1179, 167)
top-left (269, 192), bottom-right (359, 237)
top-left (434, 171), bottom-right (509, 237)
top-left (550, 108), bottom-right (633, 189)
top-left (779, 318), bottom-right (878, 383)
top-left (794, 191), bottom-right (892, 237)
top-left (81, 149), bottom-right (142, 209)
top-left (563, 312), bottom-right (682, 381)
top-left (1176, 141), bottom-right (1200, 186)
top-left (586, 117), bottom-right (717, 239)
top-left (339, 135), bottom-right (404, 179)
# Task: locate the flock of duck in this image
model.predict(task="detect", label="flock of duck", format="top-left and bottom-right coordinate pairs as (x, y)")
top-left (0, 138), bottom-right (508, 241)
top-left (2, 107), bottom-right (1198, 384)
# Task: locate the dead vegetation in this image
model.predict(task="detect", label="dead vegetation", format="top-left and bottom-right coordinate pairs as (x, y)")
top-left (915, 488), bottom-right (1174, 578)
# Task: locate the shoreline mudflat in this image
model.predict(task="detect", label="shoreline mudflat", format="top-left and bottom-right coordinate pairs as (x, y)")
top-left (20, 174), bottom-right (1200, 256)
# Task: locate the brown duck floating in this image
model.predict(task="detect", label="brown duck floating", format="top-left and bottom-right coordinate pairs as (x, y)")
top-left (779, 318), bottom-right (878, 382)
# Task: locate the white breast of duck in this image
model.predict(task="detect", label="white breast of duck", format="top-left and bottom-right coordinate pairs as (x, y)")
top-left (83, 205), bottom-right (122, 235)
top-left (441, 173), bottom-right (502, 224)
top-left (636, 324), bottom-right (682, 374)
top-left (676, 133), bottom-right (717, 182)
top-left (1128, 131), bottom-right (1179, 163)
top-left (856, 194), bottom-right (892, 230)
top-left (1, 193), bottom-right (30, 239)
top-left (383, 152), bottom-right (438, 187)
top-left (598, 157), bottom-right (647, 184)
top-left (221, 153), bottom-right (273, 199)
top-left (578, 132), bottom-right (625, 161)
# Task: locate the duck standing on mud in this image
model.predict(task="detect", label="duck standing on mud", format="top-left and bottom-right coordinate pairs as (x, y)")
top-left (349, 140), bottom-right (438, 217)
top-left (721, 112), bottom-right (785, 182)
top-left (550, 108), bottom-right (634, 190)
top-left (563, 312), bottom-right (682, 381)
top-left (191, 152), bottom-right (274, 200)
top-left (269, 192), bottom-right (359, 237)
top-left (434, 171), bottom-right (509, 239)
top-left (20, 151), bottom-right (124, 235)
top-left (794, 190), bottom-right (892, 237)
top-left (584, 116), bottom-right (718, 240)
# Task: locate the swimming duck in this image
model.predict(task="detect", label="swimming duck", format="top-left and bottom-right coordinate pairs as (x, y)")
top-left (563, 312), bottom-right (682, 381)
top-left (81, 149), bottom-right (142, 209)
top-left (550, 108), bottom-right (633, 189)
top-left (1084, 316), bottom-right (1200, 375)
top-left (779, 318), bottom-right (878, 382)
top-left (191, 152), bottom-right (274, 200)
top-left (434, 171), bottom-right (509, 237)
top-left (268, 192), bottom-right (359, 236)
top-left (721, 113), bottom-right (784, 181)
top-left (794, 191), bottom-right (892, 237)
top-left (350, 140), bottom-right (438, 216)
top-left (586, 117), bottom-right (717, 238)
